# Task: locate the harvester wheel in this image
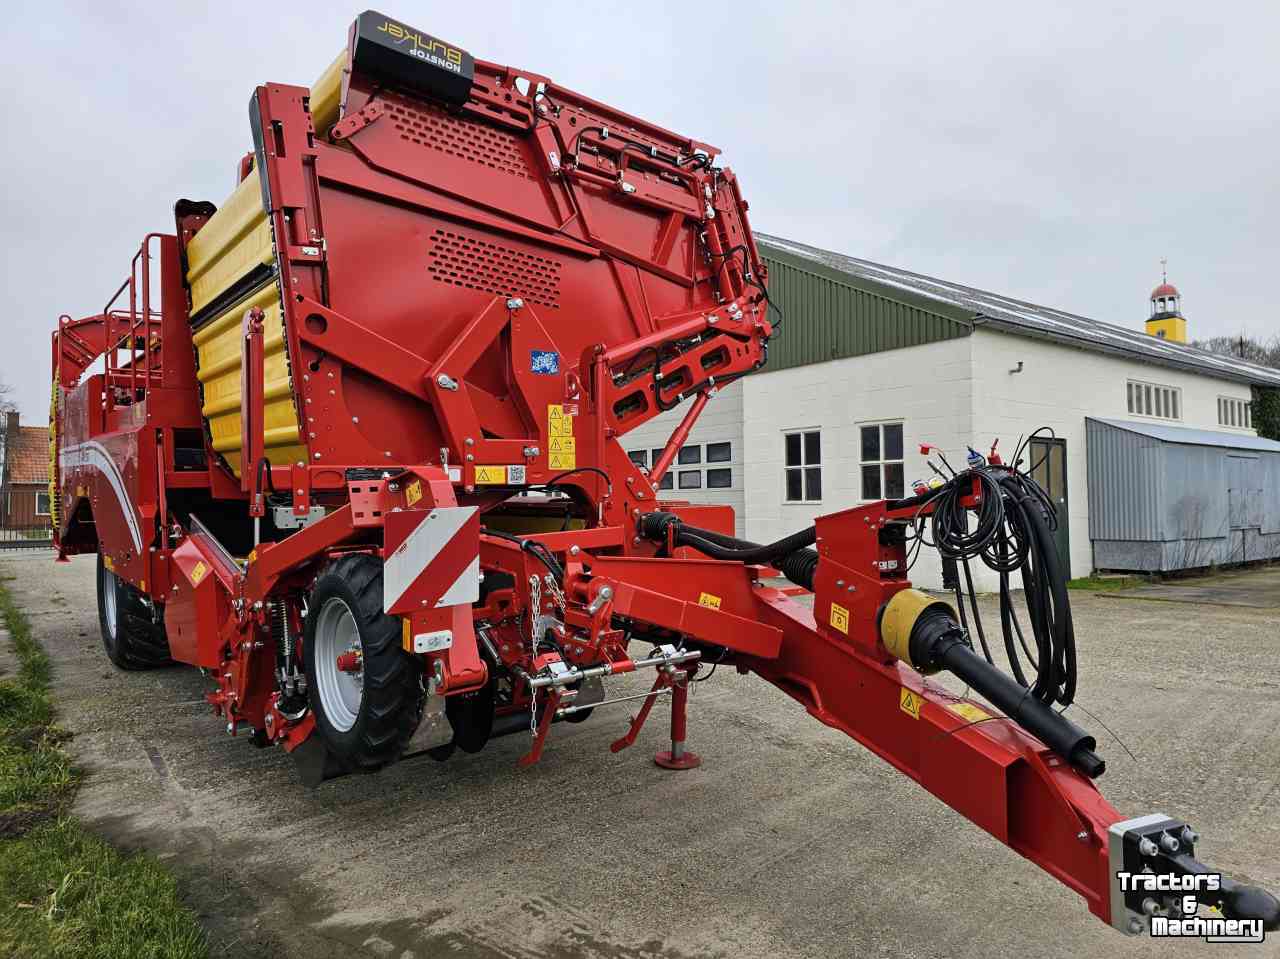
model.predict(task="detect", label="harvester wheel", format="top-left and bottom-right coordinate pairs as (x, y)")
top-left (96, 554), bottom-right (171, 670)
top-left (304, 554), bottom-right (423, 772)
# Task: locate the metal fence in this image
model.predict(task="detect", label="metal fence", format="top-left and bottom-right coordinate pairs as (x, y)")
top-left (1, 487), bottom-right (53, 550)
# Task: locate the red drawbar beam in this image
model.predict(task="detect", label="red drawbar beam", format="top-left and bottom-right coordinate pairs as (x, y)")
top-left (748, 586), bottom-right (1121, 924)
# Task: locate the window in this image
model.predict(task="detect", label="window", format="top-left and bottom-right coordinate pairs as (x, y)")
top-left (1219, 396), bottom-right (1252, 429)
top-left (650, 449), bottom-right (664, 467)
top-left (678, 470), bottom-right (701, 489)
top-left (706, 441), bottom-right (732, 463)
top-left (784, 430), bottom-right (821, 502)
top-left (627, 450), bottom-right (648, 468)
top-left (658, 472), bottom-right (673, 491)
top-left (707, 468), bottom-right (732, 488)
top-left (35, 492), bottom-right (51, 516)
top-left (859, 422), bottom-right (905, 500)
top-left (677, 445), bottom-right (701, 465)
top-left (1126, 380), bottom-right (1181, 421)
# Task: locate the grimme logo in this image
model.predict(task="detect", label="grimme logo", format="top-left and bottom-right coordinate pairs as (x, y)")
top-left (1117, 872), bottom-right (1266, 943)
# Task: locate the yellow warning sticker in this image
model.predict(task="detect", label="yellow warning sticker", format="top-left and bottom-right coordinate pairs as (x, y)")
top-left (548, 436), bottom-right (576, 455)
top-left (829, 602), bottom-right (849, 634)
top-left (947, 702), bottom-right (991, 723)
top-left (474, 465), bottom-right (508, 485)
top-left (102, 555), bottom-right (114, 572)
top-left (189, 560), bottom-right (208, 586)
top-left (549, 451), bottom-right (576, 470)
top-left (547, 403), bottom-right (573, 437)
top-left (405, 479), bottom-right (423, 506)
top-left (697, 592), bottom-right (722, 609)
top-left (899, 688), bottom-right (923, 720)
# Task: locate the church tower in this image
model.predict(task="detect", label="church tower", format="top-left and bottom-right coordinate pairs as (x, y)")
top-left (1147, 259), bottom-right (1186, 343)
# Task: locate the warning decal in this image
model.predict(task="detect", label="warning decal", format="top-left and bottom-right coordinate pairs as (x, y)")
top-left (829, 602), bottom-right (849, 634)
top-left (474, 465), bottom-right (507, 484)
top-left (899, 688), bottom-right (922, 720)
top-left (547, 403), bottom-right (576, 470)
top-left (405, 479), bottom-right (423, 506)
top-left (697, 592), bottom-right (722, 609)
top-left (189, 560), bottom-right (208, 586)
top-left (947, 702), bottom-right (991, 724)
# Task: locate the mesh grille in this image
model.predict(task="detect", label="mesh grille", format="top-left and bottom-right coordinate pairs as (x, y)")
top-left (383, 95), bottom-right (533, 180)
top-left (427, 230), bottom-right (561, 309)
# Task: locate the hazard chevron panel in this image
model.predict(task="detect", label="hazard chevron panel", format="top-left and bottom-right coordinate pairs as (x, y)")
top-left (382, 506), bottom-right (480, 616)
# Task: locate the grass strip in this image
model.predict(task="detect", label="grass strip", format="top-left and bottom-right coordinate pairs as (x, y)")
top-left (0, 571), bottom-right (206, 958)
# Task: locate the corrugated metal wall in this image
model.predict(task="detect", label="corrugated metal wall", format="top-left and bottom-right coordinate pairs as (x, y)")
top-left (1085, 420), bottom-right (1163, 540)
top-left (1086, 418), bottom-right (1280, 570)
top-left (760, 248), bottom-right (970, 373)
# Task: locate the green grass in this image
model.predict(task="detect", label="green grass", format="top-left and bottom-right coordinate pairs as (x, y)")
top-left (0, 575), bottom-right (207, 958)
top-left (1066, 574), bottom-right (1143, 592)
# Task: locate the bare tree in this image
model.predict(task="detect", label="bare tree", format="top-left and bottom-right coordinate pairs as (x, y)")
top-left (0, 380), bottom-right (15, 414)
top-left (1192, 333), bottom-right (1280, 369)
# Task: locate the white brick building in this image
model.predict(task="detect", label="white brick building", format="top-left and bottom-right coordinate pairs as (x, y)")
top-left (622, 235), bottom-right (1280, 590)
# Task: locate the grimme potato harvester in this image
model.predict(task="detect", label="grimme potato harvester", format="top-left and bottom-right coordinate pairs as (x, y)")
top-left (49, 10), bottom-right (1277, 936)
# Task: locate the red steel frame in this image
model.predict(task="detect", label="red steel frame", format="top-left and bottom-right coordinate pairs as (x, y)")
top-left (46, 22), bottom-right (1211, 934)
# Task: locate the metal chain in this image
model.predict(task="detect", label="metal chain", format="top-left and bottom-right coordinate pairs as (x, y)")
top-left (528, 575), bottom-right (541, 651)
top-left (543, 573), bottom-right (566, 611)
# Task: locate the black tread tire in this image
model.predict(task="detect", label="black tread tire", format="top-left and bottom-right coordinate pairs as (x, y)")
top-left (303, 554), bottom-right (423, 773)
top-left (96, 553), bottom-right (171, 670)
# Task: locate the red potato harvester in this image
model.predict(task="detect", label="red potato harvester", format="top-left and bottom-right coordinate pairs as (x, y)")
top-left (48, 9), bottom-right (1277, 938)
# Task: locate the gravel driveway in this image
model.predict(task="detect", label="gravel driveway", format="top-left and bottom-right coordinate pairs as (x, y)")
top-left (3, 552), bottom-right (1277, 958)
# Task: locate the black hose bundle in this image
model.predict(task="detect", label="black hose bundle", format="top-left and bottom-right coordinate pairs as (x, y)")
top-left (913, 460), bottom-right (1076, 708)
top-left (638, 512), bottom-right (816, 572)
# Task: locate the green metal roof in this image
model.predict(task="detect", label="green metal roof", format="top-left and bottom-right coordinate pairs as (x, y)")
top-left (758, 239), bottom-right (972, 374)
top-left (757, 233), bottom-right (1280, 388)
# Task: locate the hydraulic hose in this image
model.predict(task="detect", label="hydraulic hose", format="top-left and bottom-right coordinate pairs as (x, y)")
top-left (638, 512), bottom-right (817, 586)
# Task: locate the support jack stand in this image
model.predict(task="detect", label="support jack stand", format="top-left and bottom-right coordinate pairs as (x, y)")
top-left (654, 667), bottom-right (701, 770)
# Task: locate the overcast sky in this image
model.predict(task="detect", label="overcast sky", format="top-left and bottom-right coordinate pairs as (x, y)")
top-left (3, 0), bottom-right (1277, 421)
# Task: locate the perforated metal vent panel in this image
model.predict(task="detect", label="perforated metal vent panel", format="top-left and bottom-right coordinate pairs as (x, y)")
top-left (427, 230), bottom-right (561, 308)
top-left (383, 95), bottom-right (533, 180)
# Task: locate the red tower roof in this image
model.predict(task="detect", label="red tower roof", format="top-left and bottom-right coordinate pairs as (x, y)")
top-left (1151, 282), bottom-right (1179, 299)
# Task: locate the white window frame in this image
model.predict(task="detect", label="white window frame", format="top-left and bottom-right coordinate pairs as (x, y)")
top-left (783, 429), bottom-right (822, 504)
top-left (35, 491), bottom-right (51, 516)
top-left (1126, 379), bottom-right (1181, 421)
top-left (1218, 396), bottom-right (1252, 430)
top-left (858, 421), bottom-right (906, 502)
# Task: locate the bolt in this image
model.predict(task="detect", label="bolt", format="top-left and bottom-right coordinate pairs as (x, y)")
top-left (1139, 837), bottom-right (1159, 857)
top-left (506, 297), bottom-right (524, 310)
top-left (1077, 830), bottom-right (1089, 843)
top-left (313, 452), bottom-right (321, 459)
top-left (465, 437), bottom-right (475, 446)
top-left (226, 722), bottom-right (235, 735)
top-left (569, 545), bottom-right (581, 555)
top-left (836, 579), bottom-right (844, 587)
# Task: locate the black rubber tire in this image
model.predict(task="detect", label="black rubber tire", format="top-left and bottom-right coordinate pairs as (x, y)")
top-left (96, 553), bottom-right (171, 670)
top-left (303, 554), bottom-right (423, 773)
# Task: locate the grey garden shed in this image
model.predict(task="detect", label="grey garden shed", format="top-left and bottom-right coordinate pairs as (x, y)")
top-left (1086, 417), bottom-right (1280, 572)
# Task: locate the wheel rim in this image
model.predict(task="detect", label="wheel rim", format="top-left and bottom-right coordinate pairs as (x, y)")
top-left (102, 565), bottom-right (118, 640)
top-left (313, 596), bottom-right (364, 732)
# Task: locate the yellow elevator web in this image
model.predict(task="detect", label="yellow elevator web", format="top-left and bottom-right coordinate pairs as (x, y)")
top-left (183, 52), bottom-right (344, 478)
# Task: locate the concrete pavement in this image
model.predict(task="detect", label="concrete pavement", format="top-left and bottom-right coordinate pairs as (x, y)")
top-left (2, 551), bottom-right (1277, 958)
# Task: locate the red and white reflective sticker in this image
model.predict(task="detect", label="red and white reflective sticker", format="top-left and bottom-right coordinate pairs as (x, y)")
top-left (382, 506), bottom-right (479, 615)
